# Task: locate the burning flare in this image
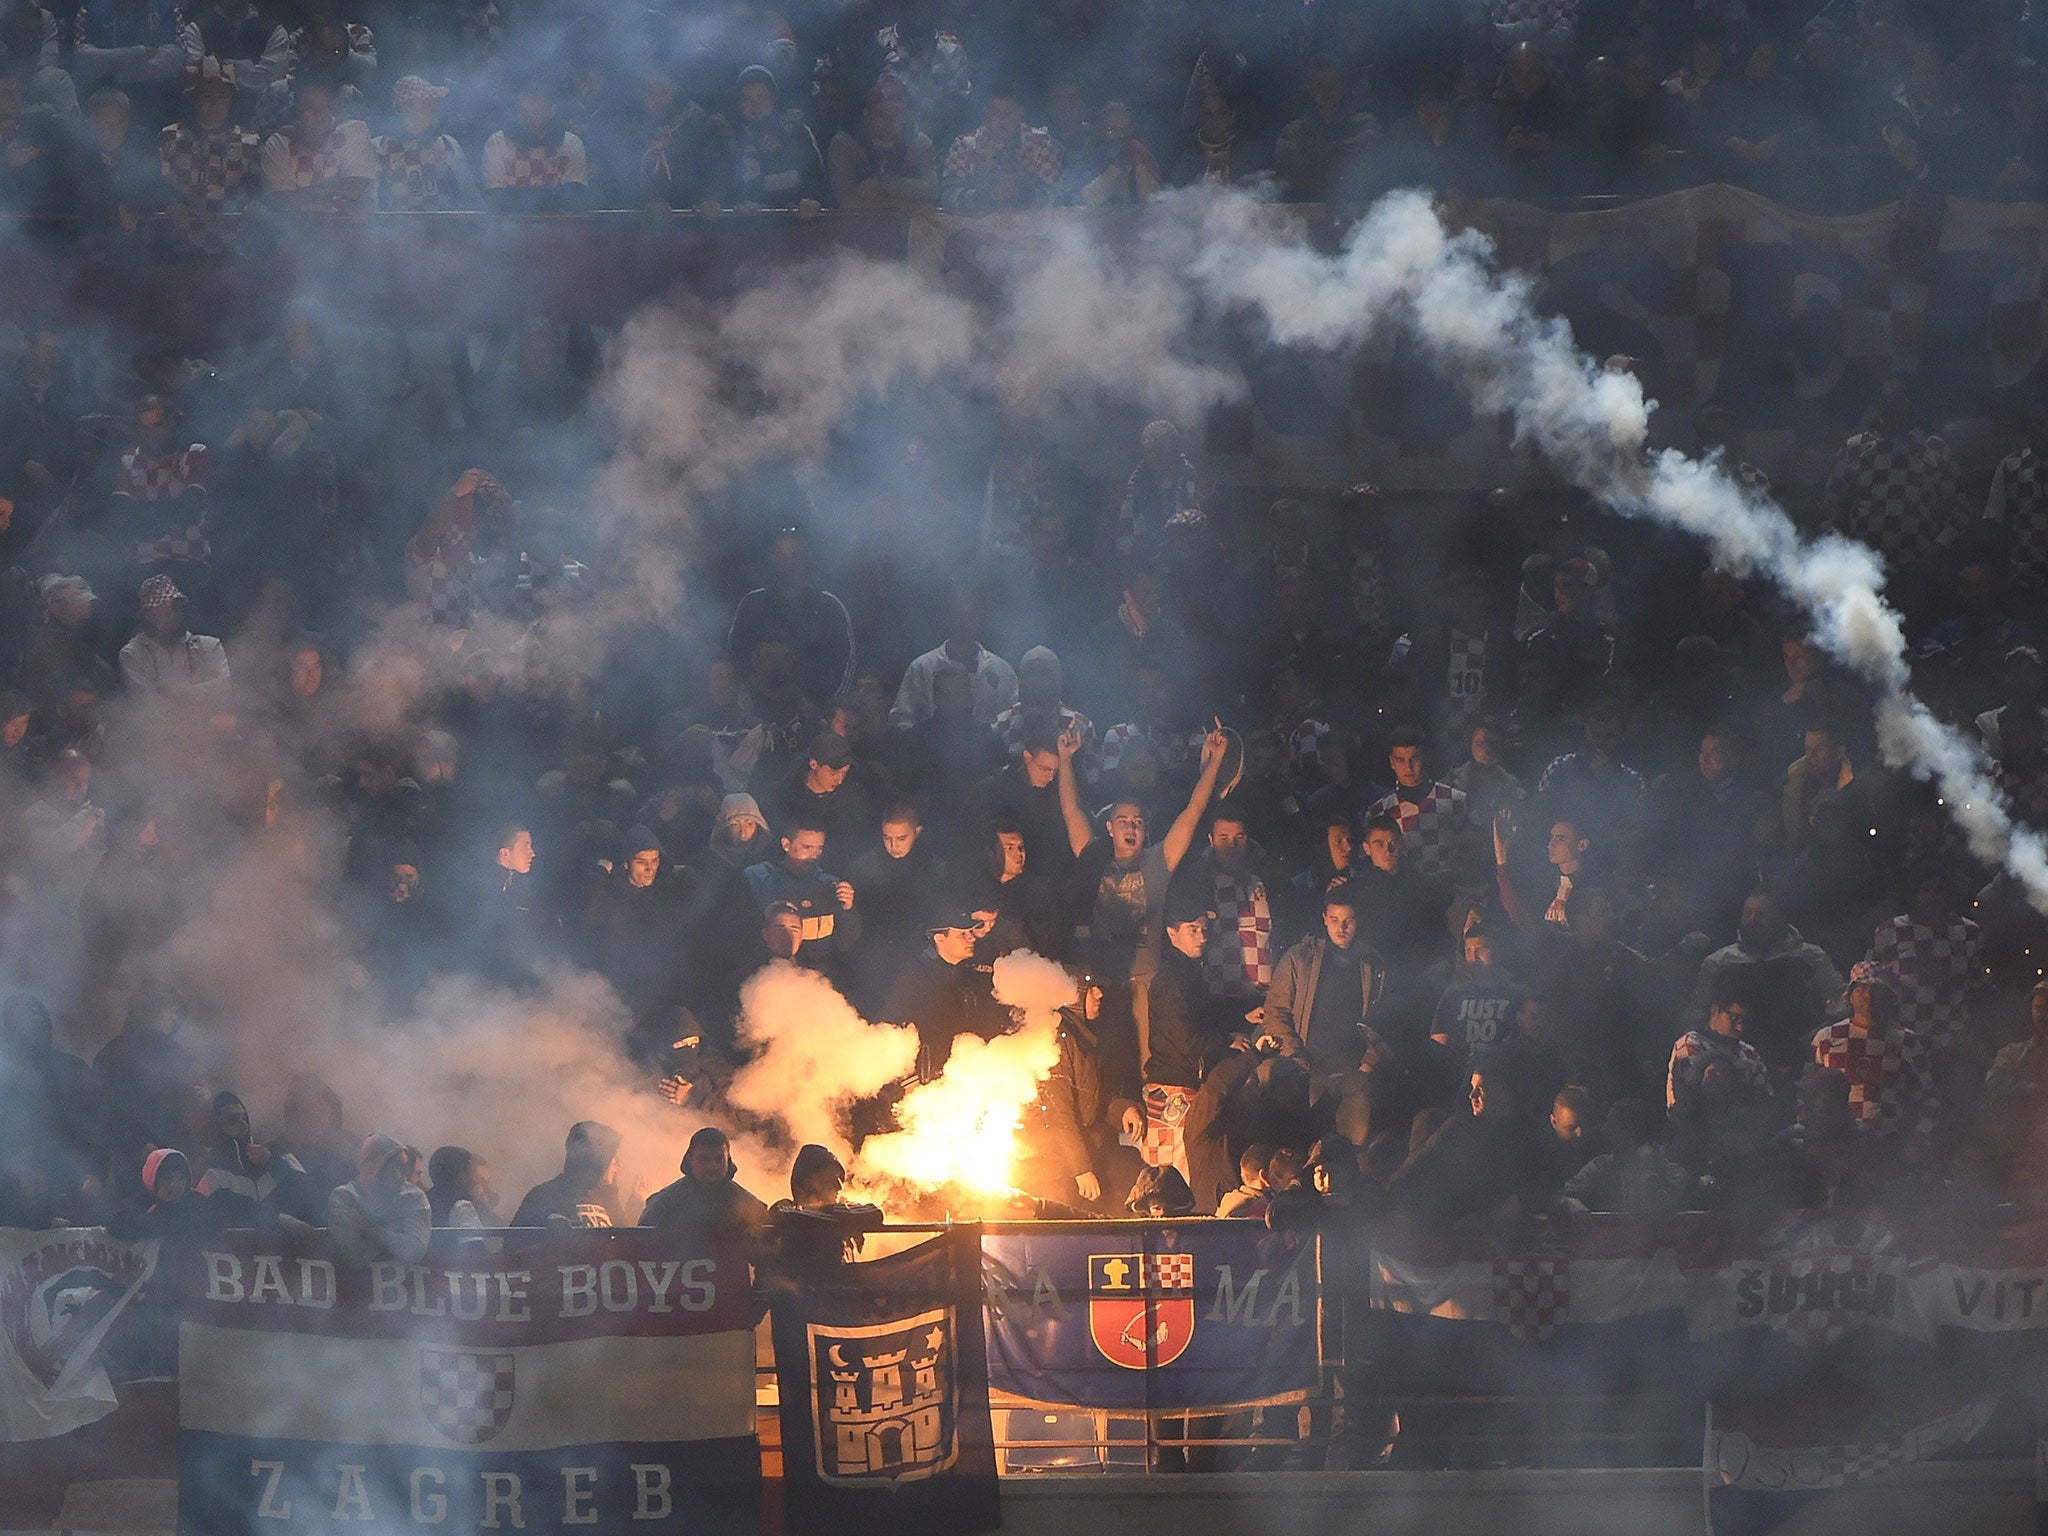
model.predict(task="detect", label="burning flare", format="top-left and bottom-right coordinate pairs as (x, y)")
top-left (858, 952), bottom-right (1076, 1197)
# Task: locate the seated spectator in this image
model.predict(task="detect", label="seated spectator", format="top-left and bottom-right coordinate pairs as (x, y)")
top-left (1559, 1098), bottom-right (1689, 1214)
top-left (826, 77), bottom-right (935, 211)
top-left (942, 79), bottom-right (1060, 213)
top-left (1273, 58), bottom-right (1377, 203)
top-left (1667, 981), bottom-right (1772, 1112)
top-left (632, 69), bottom-right (712, 209)
top-left (259, 73), bottom-right (374, 210)
top-left (1062, 98), bottom-right (1160, 206)
top-left (482, 77), bottom-right (590, 212)
top-left (105, 392), bottom-right (211, 574)
top-left (77, 86), bottom-right (164, 242)
top-left (1492, 40), bottom-right (1575, 196)
top-left (709, 63), bottom-right (821, 213)
top-left (158, 57), bottom-right (261, 251)
top-left (372, 73), bottom-right (473, 210)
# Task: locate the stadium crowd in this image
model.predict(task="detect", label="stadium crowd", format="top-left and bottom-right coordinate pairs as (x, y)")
top-left (1, 0), bottom-right (2048, 226)
top-left (2, 0), bottom-right (2048, 1310)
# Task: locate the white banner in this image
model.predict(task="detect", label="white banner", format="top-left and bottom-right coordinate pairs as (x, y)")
top-left (0, 1227), bottom-right (157, 1440)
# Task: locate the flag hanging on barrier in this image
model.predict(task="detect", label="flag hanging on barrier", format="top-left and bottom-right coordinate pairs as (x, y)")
top-left (0, 1226), bottom-right (156, 1441)
top-left (981, 1221), bottom-right (1319, 1412)
top-left (771, 1225), bottom-right (998, 1536)
top-left (176, 1229), bottom-right (761, 1536)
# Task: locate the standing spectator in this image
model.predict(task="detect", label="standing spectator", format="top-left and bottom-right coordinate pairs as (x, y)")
top-left (826, 77), bottom-right (935, 210)
top-left (1112, 420), bottom-right (1199, 561)
top-left (742, 811), bottom-right (861, 973)
top-left (1195, 807), bottom-right (1274, 1005)
top-left (117, 574), bottom-right (231, 702)
top-left (941, 79), bottom-right (1060, 213)
top-left (481, 78), bottom-right (590, 212)
top-left (1983, 398), bottom-right (2048, 592)
top-left (1264, 886), bottom-right (1385, 1082)
top-left (1062, 99), bottom-right (1160, 206)
top-left (1687, 889), bottom-right (1843, 1070)
top-left (1365, 727), bottom-right (1473, 887)
top-left (728, 525), bottom-right (854, 712)
top-left (890, 589), bottom-right (1018, 728)
top-left (1821, 377), bottom-right (1962, 593)
top-left (1813, 962), bottom-right (1936, 1145)
top-left (1866, 870), bottom-right (1985, 1055)
top-left (259, 73), bottom-right (374, 210)
top-left (327, 1133), bottom-right (432, 1263)
top-left (510, 1121), bottom-right (626, 1227)
top-left (372, 74), bottom-right (473, 210)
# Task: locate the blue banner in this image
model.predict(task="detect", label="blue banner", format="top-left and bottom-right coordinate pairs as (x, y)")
top-left (980, 1222), bottom-right (1319, 1412)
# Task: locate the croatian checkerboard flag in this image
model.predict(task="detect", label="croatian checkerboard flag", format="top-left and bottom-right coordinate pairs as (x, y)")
top-left (176, 1230), bottom-right (760, 1536)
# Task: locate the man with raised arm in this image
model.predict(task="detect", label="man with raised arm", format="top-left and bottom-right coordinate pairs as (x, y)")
top-left (1057, 716), bottom-right (1228, 1069)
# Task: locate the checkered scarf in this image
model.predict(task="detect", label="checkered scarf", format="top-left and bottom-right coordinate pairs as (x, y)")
top-left (373, 133), bottom-right (461, 209)
top-left (159, 122), bottom-right (262, 204)
top-left (1867, 914), bottom-right (1983, 1051)
top-left (1813, 1019), bottom-right (1936, 1138)
top-left (1366, 780), bottom-right (1470, 884)
top-left (1202, 867), bottom-right (1272, 997)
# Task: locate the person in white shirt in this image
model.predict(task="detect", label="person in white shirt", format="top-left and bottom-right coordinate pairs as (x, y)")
top-left (891, 589), bottom-right (1019, 728)
top-left (118, 573), bottom-right (232, 703)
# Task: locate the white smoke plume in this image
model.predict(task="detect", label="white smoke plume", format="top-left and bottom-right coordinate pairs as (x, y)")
top-left (726, 959), bottom-right (919, 1161)
top-left (1179, 187), bottom-right (2048, 911)
top-left (856, 951), bottom-right (1073, 1196)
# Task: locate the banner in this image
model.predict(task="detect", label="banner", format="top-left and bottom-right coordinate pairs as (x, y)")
top-left (981, 1221), bottom-right (1319, 1412)
top-left (176, 1229), bottom-right (760, 1536)
top-left (770, 1226), bottom-right (997, 1536)
top-left (0, 1226), bottom-right (156, 1440)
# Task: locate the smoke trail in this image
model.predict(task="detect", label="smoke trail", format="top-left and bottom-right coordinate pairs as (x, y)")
top-left (1178, 188), bottom-right (2048, 910)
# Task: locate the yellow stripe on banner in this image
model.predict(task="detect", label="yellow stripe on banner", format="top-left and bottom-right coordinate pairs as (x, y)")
top-left (178, 1325), bottom-right (757, 1452)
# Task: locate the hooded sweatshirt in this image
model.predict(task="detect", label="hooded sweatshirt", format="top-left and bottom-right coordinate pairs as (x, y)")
top-left (328, 1133), bottom-right (432, 1265)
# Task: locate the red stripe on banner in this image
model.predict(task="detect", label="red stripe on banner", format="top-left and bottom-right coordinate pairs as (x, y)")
top-left (180, 1230), bottom-right (755, 1344)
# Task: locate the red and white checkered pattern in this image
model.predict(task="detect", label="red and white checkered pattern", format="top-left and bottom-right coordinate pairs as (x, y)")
top-left (1812, 1019), bottom-right (1936, 1138)
top-left (495, 141), bottom-right (575, 188)
top-left (1822, 431), bottom-right (1961, 569)
top-left (1285, 717), bottom-right (1333, 779)
top-left (1443, 628), bottom-right (1492, 737)
top-left (1492, 1257), bottom-right (1568, 1342)
top-left (274, 123), bottom-right (356, 188)
top-left (993, 702), bottom-right (1096, 779)
top-left (1124, 1252), bottom-right (1195, 1291)
top-left (1366, 780), bottom-right (1470, 883)
top-left (1867, 914), bottom-right (1982, 1051)
top-left (1202, 868), bottom-right (1272, 998)
top-left (373, 133), bottom-right (462, 210)
top-left (1351, 543), bottom-right (1387, 641)
top-left (1099, 721), bottom-right (1200, 777)
top-left (159, 123), bottom-right (262, 205)
top-left (1987, 447), bottom-right (2048, 589)
top-left (115, 443), bottom-right (209, 503)
top-left (942, 123), bottom-right (1062, 197)
top-left (1138, 1082), bottom-right (1193, 1182)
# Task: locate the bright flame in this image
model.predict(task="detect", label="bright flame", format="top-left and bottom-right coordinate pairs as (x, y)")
top-left (855, 952), bottom-right (1074, 1196)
